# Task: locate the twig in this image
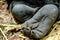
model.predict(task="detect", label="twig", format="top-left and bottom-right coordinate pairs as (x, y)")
top-left (0, 28), bottom-right (8, 40)
top-left (0, 24), bottom-right (15, 27)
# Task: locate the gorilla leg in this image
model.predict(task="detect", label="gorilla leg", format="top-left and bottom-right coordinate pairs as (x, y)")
top-left (21, 4), bottom-right (58, 39)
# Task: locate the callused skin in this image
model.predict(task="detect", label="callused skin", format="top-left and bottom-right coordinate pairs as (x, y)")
top-left (6, 0), bottom-right (59, 39)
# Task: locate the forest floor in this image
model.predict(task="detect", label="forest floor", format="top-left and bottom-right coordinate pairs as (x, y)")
top-left (0, 0), bottom-right (60, 40)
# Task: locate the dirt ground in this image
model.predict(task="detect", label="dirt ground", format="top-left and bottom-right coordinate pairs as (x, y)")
top-left (0, 1), bottom-right (27, 40)
top-left (0, 0), bottom-right (60, 40)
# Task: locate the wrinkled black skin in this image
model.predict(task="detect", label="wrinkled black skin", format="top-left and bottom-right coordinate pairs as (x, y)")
top-left (6, 0), bottom-right (59, 39)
